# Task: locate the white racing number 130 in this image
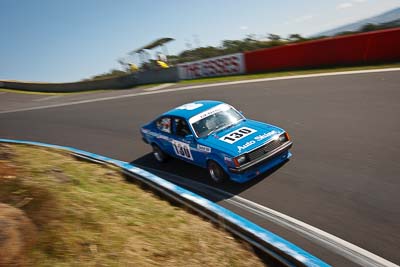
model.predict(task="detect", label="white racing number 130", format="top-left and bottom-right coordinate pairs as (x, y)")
top-left (219, 127), bottom-right (257, 144)
top-left (172, 140), bottom-right (193, 160)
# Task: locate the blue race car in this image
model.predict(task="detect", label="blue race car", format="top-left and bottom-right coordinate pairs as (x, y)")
top-left (140, 100), bottom-right (292, 183)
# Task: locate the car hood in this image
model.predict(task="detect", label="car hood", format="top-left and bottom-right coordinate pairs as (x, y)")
top-left (197, 119), bottom-right (284, 157)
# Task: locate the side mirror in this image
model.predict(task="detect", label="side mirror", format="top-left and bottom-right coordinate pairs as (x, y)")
top-left (184, 134), bottom-right (195, 142)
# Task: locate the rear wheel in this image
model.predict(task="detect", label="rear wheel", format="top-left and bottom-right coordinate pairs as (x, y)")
top-left (152, 144), bottom-right (168, 163)
top-left (207, 160), bottom-right (228, 183)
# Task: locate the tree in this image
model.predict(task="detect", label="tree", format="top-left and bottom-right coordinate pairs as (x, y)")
top-left (88, 69), bottom-right (129, 81)
top-left (360, 23), bottom-right (379, 32)
top-left (267, 33), bottom-right (281, 41)
top-left (287, 34), bottom-right (305, 42)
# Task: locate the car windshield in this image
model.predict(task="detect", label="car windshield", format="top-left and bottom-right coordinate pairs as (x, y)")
top-left (190, 106), bottom-right (244, 138)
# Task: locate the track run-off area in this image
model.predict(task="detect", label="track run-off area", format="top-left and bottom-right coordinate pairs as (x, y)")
top-left (1, 69), bottom-right (399, 266)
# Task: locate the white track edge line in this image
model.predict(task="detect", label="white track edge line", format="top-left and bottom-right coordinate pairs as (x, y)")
top-left (227, 197), bottom-right (398, 267)
top-left (1, 67), bottom-right (399, 114)
top-left (141, 166), bottom-right (399, 267)
top-left (143, 83), bottom-right (175, 91)
top-left (33, 95), bottom-right (62, 102)
top-left (120, 169), bottom-right (293, 266)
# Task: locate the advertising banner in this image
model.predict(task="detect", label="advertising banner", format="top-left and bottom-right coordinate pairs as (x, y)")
top-left (178, 53), bottom-right (245, 80)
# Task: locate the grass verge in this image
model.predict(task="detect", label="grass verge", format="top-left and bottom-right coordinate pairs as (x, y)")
top-left (1, 62), bottom-right (399, 95)
top-left (178, 62), bottom-right (400, 85)
top-left (0, 144), bottom-right (266, 267)
top-left (0, 84), bottom-right (160, 96)
top-left (0, 88), bottom-right (111, 96)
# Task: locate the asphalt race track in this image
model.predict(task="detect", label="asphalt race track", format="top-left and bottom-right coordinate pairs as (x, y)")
top-left (1, 70), bottom-right (399, 266)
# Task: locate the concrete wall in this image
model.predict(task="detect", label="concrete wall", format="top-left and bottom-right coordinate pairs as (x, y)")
top-left (136, 67), bottom-right (180, 85)
top-left (244, 28), bottom-right (400, 73)
top-left (1, 74), bottom-right (137, 93)
top-left (0, 67), bottom-right (179, 93)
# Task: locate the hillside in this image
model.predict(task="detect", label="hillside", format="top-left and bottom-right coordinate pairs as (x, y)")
top-left (316, 7), bottom-right (400, 36)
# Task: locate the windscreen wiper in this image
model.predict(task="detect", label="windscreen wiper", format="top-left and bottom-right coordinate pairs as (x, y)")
top-left (207, 121), bottom-right (239, 136)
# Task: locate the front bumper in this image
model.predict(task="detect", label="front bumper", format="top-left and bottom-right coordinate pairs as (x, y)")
top-left (228, 150), bottom-right (291, 183)
top-left (229, 141), bottom-right (293, 174)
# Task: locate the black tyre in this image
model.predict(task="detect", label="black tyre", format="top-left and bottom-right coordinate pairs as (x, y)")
top-left (152, 144), bottom-right (168, 163)
top-left (207, 160), bottom-right (228, 183)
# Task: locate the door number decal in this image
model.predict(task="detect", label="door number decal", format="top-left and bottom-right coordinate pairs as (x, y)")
top-left (172, 140), bottom-right (193, 160)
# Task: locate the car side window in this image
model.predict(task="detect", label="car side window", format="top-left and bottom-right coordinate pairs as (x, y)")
top-left (174, 118), bottom-right (191, 137)
top-left (156, 117), bottom-right (171, 134)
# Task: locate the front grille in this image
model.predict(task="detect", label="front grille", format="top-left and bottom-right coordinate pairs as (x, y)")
top-left (247, 139), bottom-right (285, 161)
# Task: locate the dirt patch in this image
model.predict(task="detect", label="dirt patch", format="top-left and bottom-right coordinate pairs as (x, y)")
top-left (0, 144), bottom-right (16, 181)
top-left (0, 161), bottom-right (16, 180)
top-left (0, 144), bottom-right (14, 160)
top-left (0, 144), bottom-right (267, 266)
top-left (0, 203), bottom-right (37, 267)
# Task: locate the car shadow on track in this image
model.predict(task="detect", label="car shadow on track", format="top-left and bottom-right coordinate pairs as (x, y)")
top-left (130, 153), bottom-right (289, 202)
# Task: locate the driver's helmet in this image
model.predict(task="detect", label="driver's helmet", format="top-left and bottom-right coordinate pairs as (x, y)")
top-left (205, 117), bottom-right (217, 130)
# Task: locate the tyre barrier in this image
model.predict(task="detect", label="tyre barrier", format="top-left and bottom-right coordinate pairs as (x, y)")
top-left (0, 138), bottom-right (329, 267)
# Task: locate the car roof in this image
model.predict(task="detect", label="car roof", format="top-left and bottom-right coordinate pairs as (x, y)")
top-left (162, 100), bottom-right (225, 120)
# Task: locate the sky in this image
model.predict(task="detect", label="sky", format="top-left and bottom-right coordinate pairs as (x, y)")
top-left (1, 0), bottom-right (399, 82)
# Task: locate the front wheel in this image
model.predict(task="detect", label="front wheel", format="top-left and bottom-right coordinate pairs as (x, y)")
top-left (152, 144), bottom-right (168, 163)
top-left (207, 161), bottom-right (228, 183)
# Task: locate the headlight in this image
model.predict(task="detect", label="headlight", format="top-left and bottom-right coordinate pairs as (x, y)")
top-left (234, 155), bottom-right (247, 167)
top-left (237, 155), bottom-right (246, 164)
top-left (279, 133), bottom-right (290, 142)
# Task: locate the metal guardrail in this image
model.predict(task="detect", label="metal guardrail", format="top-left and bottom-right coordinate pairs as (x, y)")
top-left (0, 138), bottom-right (330, 267)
